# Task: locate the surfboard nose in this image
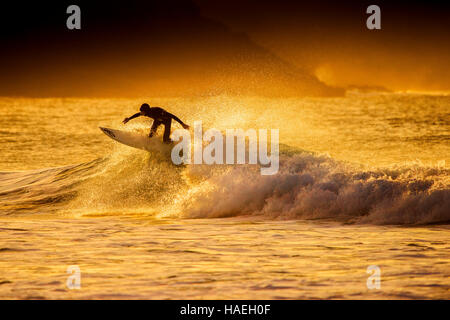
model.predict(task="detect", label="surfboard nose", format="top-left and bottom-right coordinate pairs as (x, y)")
top-left (99, 127), bottom-right (116, 138)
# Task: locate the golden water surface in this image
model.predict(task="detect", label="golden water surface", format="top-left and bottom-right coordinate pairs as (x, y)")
top-left (0, 93), bottom-right (449, 299)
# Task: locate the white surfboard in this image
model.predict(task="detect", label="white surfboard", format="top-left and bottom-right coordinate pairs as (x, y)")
top-left (99, 127), bottom-right (173, 154)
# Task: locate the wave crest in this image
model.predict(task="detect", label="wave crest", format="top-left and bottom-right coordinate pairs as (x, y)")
top-left (1, 146), bottom-right (448, 225)
top-left (174, 153), bottom-right (450, 224)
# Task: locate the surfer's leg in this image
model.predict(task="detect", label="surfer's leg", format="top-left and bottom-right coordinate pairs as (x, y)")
top-left (149, 120), bottom-right (161, 137)
top-left (163, 119), bottom-right (172, 143)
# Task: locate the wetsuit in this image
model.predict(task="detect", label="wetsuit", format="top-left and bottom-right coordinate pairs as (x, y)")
top-left (126, 107), bottom-right (188, 143)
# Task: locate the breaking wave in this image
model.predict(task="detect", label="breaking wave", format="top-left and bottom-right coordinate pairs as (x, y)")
top-left (0, 144), bottom-right (449, 225)
top-left (175, 151), bottom-right (449, 225)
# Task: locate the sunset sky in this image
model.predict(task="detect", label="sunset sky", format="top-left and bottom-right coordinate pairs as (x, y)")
top-left (1, 0), bottom-right (449, 97)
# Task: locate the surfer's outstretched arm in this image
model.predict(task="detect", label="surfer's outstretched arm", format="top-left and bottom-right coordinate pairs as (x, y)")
top-left (169, 113), bottom-right (189, 129)
top-left (123, 112), bottom-right (141, 124)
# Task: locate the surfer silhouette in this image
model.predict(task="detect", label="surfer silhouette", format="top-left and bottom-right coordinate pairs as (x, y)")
top-left (123, 103), bottom-right (189, 143)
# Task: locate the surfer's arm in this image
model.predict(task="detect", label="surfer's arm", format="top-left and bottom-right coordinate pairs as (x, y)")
top-left (123, 112), bottom-right (141, 124)
top-left (169, 113), bottom-right (189, 129)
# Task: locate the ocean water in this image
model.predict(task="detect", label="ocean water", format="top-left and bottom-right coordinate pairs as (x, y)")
top-left (0, 93), bottom-right (449, 299)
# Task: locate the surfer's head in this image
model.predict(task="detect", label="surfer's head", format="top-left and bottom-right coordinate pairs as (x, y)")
top-left (140, 103), bottom-right (151, 114)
